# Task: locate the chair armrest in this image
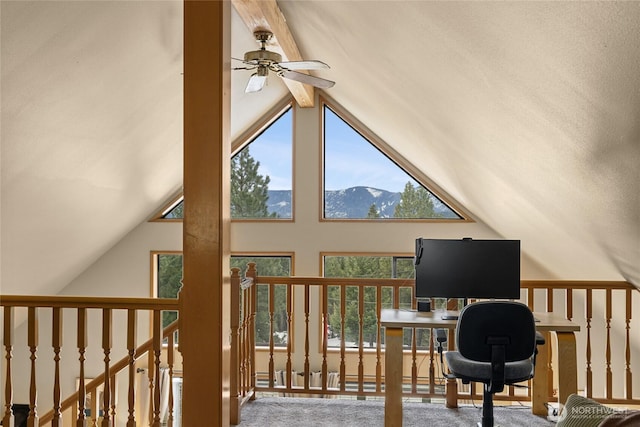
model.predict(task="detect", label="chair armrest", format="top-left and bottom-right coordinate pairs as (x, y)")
top-left (435, 328), bottom-right (448, 344)
top-left (535, 331), bottom-right (545, 346)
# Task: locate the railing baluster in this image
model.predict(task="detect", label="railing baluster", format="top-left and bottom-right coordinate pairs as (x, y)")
top-left (357, 284), bottom-right (364, 393)
top-left (27, 306), bottom-right (39, 427)
top-left (146, 354), bottom-right (154, 425)
top-left (167, 331), bottom-right (175, 427)
top-left (52, 307), bottom-right (63, 427)
top-left (101, 308), bottom-right (112, 427)
top-left (625, 288), bottom-right (633, 400)
top-left (246, 262), bottom-right (257, 396)
top-left (88, 388), bottom-right (97, 427)
top-left (242, 282), bottom-right (249, 397)
top-left (304, 284), bottom-right (311, 391)
top-left (287, 283), bottom-right (293, 391)
top-left (268, 283), bottom-right (275, 389)
top-left (322, 284), bottom-right (329, 394)
top-left (126, 309), bottom-right (137, 427)
top-left (586, 288), bottom-right (593, 398)
top-left (605, 288), bottom-right (613, 400)
top-left (77, 308), bottom-right (87, 427)
top-left (109, 373), bottom-right (117, 426)
top-left (152, 310), bottom-right (162, 427)
top-left (3, 306), bottom-right (14, 427)
top-left (339, 285), bottom-right (346, 392)
top-left (375, 286), bottom-right (382, 393)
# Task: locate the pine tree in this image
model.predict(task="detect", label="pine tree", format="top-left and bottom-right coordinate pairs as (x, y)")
top-left (367, 204), bottom-right (380, 218)
top-left (231, 148), bottom-right (276, 218)
top-left (158, 254), bottom-right (183, 327)
top-left (393, 181), bottom-right (440, 218)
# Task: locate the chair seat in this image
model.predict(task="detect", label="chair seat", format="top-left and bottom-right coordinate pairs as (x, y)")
top-left (445, 351), bottom-right (534, 384)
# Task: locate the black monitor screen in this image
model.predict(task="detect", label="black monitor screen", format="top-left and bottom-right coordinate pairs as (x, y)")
top-left (414, 238), bottom-right (521, 299)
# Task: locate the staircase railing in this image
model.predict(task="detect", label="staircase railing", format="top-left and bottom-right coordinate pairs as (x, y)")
top-left (1, 296), bottom-right (179, 427)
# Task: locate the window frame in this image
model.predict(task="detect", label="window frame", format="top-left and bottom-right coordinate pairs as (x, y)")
top-left (149, 96), bottom-right (296, 222)
top-left (320, 95), bottom-right (470, 222)
top-left (150, 250), bottom-right (296, 350)
top-left (319, 252), bottom-right (418, 352)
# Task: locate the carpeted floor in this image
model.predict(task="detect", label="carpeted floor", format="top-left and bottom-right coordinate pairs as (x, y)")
top-left (238, 396), bottom-right (556, 426)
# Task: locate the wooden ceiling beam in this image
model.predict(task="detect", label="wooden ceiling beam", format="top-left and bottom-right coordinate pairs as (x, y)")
top-left (232, 0), bottom-right (316, 107)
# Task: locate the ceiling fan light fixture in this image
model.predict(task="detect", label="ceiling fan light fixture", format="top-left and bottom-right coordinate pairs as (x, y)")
top-left (245, 67), bottom-right (268, 93)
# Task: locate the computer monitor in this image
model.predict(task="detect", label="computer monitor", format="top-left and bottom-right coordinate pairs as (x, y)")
top-left (414, 238), bottom-right (521, 300)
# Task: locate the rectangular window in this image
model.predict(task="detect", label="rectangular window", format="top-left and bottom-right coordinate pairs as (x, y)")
top-left (154, 253), bottom-right (292, 348)
top-left (323, 255), bottom-right (424, 348)
top-left (156, 252), bottom-right (182, 329)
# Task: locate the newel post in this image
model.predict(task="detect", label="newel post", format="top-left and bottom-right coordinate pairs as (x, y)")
top-left (230, 267), bottom-right (241, 424)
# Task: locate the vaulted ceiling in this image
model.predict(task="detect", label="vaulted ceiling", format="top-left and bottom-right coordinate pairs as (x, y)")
top-left (1, 1), bottom-right (639, 296)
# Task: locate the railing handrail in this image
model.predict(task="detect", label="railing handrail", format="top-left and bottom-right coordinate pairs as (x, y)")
top-left (253, 276), bottom-right (415, 286)
top-left (0, 295), bottom-right (179, 310)
top-left (251, 276), bottom-right (635, 290)
top-left (521, 280), bottom-right (635, 290)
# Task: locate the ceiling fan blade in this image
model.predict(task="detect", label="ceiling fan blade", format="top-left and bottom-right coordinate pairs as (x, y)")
top-left (278, 60), bottom-right (330, 70)
top-left (245, 73), bottom-right (267, 93)
top-left (279, 70), bottom-right (335, 89)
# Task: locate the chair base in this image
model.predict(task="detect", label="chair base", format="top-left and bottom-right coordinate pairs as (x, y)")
top-left (482, 384), bottom-right (494, 427)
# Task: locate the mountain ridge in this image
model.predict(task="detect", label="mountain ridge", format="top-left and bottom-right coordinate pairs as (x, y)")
top-left (268, 186), bottom-right (458, 219)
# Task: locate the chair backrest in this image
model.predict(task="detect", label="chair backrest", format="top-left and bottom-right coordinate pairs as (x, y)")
top-left (456, 301), bottom-right (536, 362)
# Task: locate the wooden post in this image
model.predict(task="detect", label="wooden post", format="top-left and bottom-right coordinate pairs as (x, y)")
top-left (181, 1), bottom-right (231, 426)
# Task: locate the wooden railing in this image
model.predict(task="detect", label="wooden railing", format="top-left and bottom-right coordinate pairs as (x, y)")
top-left (2, 276), bottom-right (638, 426)
top-left (0, 296), bottom-right (179, 427)
top-left (232, 270), bottom-right (639, 422)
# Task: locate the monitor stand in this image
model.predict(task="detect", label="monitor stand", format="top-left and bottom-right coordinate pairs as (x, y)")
top-left (417, 300), bottom-right (431, 312)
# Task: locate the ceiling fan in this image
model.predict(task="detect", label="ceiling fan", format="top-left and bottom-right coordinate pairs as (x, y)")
top-left (234, 31), bottom-right (335, 93)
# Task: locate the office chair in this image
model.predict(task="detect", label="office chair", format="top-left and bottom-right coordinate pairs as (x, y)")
top-left (436, 301), bottom-right (544, 427)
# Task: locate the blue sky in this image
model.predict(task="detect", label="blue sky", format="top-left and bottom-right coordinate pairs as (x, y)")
top-left (245, 107), bottom-right (417, 193)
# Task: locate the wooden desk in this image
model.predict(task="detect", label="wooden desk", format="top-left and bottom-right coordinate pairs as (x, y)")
top-left (380, 308), bottom-right (580, 426)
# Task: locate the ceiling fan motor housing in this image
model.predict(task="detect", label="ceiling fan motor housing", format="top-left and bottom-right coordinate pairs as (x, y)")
top-left (243, 49), bottom-right (282, 65)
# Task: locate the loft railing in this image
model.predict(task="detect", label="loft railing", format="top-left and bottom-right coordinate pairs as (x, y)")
top-left (0, 296), bottom-right (179, 427)
top-left (2, 275), bottom-right (638, 426)
top-left (233, 267), bottom-right (639, 423)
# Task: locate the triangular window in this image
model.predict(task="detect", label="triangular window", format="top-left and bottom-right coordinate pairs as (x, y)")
top-left (232, 106), bottom-right (293, 219)
top-left (153, 103), bottom-right (293, 221)
top-left (323, 103), bottom-right (462, 220)
top-left (161, 198), bottom-right (183, 220)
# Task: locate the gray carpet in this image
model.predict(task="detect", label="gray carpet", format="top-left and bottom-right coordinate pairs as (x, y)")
top-left (238, 397), bottom-right (556, 426)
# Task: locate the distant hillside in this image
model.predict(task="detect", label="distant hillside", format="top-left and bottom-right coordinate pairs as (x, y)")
top-left (267, 186), bottom-right (458, 218)
top-left (266, 190), bottom-right (293, 218)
